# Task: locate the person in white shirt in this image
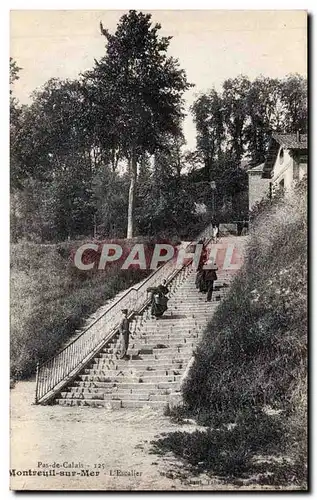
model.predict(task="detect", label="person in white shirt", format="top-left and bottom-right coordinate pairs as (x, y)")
top-left (212, 224), bottom-right (219, 243)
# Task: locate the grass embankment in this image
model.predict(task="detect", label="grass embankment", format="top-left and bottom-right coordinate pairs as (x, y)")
top-left (10, 237), bottom-right (158, 380)
top-left (155, 180), bottom-right (307, 489)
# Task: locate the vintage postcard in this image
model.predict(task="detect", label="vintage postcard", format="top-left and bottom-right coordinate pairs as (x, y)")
top-left (10, 9), bottom-right (307, 491)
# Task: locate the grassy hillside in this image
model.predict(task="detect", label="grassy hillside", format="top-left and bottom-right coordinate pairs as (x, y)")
top-left (10, 238), bottom-right (153, 380)
top-left (163, 179), bottom-right (307, 487)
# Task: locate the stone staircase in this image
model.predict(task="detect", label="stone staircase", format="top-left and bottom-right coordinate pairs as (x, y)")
top-left (55, 252), bottom-right (241, 409)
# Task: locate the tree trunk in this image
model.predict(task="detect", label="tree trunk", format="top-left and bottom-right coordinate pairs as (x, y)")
top-left (127, 152), bottom-right (137, 239)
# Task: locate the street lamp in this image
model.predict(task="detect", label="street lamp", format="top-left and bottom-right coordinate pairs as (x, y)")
top-left (210, 181), bottom-right (217, 221)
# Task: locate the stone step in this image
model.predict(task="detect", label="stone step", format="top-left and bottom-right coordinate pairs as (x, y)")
top-left (131, 333), bottom-right (203, 340)
top-left (132, 333), bottom-right (202, 340)
top-left (86, 350), bottom-right (191, 363)
top-left (96, 353), bottom-right (158, 361)
top-left (169, 302), bottom-right (222, 308)
top-left (173, 291), bottom-right (227, 296)
top-left (154, 354), bottom-right (192, 361)
top-left (55, 399), bottom-right (107, 407)
top-left (55, 398), bottom-right (166, 409)
top-left (169, 301), bottom-right (224, 307)
top-left (132, 329), bottom-right (202, 336)
top-left (114, 393), bottom-right (172, 402)
top-left (133, 324), bottom-right (208, 332)
top-left (75, 380), bottom-right (180, 390)
top-left (132, 328), bottom-right (205, 335)
top-left (121, 400), bottom-right (167, 409)
top-left (60, 391), bottom-right (171, 402)
top-left (169, 295), bottom-right (223, 300)
top-left (152, 345), bottom-right (194, 353)
top-left (176, 284), bottom-right (230, 290)
top-left (79, 373), bottom-right (182, 383)
top-left (130, 337), bottom-right (200, 345)
top-left (129, 341), bottom-right (196, 350)
top-left (138, 313), bottom-right (212, 321)
top-left (83, 368), bottom-right (183, 378)
top-left (168, 300), bottom-right (224, 304)
top-left (132, 334), bottom-right (199, 342)
top-left (69, 383), bottom-right (178, 395)
top-left (135, 321), bottom-right (208, 328)
top-left (132, 331), bottom-right (202, 338)
top-left (94, 358), bottom-right (189, 369)
top-left (101, 345), bottom-right (194, 357)
top-left (139, 310), bottom-right (214, 317)
top-left (175, 289), bottom-right (230, 294)
top-left (90, 361), bottom-right (184, 371)
top-left (173, 293), bottom-right (223, 298)
top-left (106, 342), bottom-right (197, 352)
top-left (134, 325), bottom-right (207, 333)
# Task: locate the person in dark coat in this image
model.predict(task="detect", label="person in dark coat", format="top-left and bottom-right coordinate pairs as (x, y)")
top-left (195, 240), bottom-right (208, 291)
top-left (157, 279), bottom-right (169, 296)
top-left (147, 285), bottom-right (168, 317)
top-left (203, 266), bottom-right (218, 302)
top-left (196, 267), bottom-right (205, 291)
top-left (117, 309), bottom-right (131, 359)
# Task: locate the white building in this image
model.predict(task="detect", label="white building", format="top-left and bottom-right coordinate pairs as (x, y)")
top-left (262, 132), bottom-right (308, 193)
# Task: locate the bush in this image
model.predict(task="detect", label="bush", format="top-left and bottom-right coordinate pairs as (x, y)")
top-left (152, 408), bottom-right (305, 487)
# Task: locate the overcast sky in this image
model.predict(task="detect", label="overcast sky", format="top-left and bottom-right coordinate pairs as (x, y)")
top-left (10, 10), bottom-right (307, 149)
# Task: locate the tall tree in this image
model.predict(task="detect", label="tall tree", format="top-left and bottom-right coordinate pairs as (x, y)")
top-left (11, 78), bottom-right (93, 185)
top-left (191, 90), bottom-right (224, 179)
top-left (245, 76), bottom-right (282, 166)
top-left (10, 57), bottom-right (22, 91)
top-left (136, 144), bottom-right (197, 238)
top-left (222, 75), bottom-right (251, 163)
top-left (280, 74), bottom-right (307, 133)
top-left (192, 74), bottom-right (307, 168)
top-left (10, 58), bottom-right (24, 190)
top-left (11, 78), bottom-right (99, 240)
top-left (86, 10), bottom-right (192, 237)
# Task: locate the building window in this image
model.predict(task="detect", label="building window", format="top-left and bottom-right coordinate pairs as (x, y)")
top-left (279, 148), bottom-right (284, 164)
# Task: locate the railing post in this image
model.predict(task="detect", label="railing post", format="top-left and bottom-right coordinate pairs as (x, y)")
top-left (34, 361), bottom-right (39, 404)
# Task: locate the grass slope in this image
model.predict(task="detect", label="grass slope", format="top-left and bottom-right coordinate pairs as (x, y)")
top-left (160, 179), bottom-right (307, 488)
top-left (10, 238), bottom-right (152, 380)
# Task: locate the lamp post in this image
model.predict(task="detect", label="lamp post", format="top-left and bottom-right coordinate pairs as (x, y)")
top-left (210, 181), bottom-right (217, 221)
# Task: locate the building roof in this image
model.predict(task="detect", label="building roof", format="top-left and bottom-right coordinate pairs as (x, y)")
top-left (272, 132), bottom-right (308, 150)
top-left (262, 133), bottom-right (308, 179)
top-left (247, 163), bottom-right (265, 173)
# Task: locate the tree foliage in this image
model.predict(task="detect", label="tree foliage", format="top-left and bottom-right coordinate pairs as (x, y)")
top-left (10, 14), bottom-right (307, 243)
top-left (85, 10), bottom-right (192, 237)
top-left (190, 74), bottom-right (307, 221)
top-left (192, 74), bottom-right (307, 169)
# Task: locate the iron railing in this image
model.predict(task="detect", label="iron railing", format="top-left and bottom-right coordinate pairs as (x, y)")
top-left (35, 224), bottom-right (214, 404)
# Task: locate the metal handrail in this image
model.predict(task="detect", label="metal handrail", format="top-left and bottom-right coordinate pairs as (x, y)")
top-left (36, 241), bottom-right (188, 371)
top-left (35, 225), bottom-right (213, 404)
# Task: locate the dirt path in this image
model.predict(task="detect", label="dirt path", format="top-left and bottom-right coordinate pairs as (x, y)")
top-left (10, 380), bottom-right (206, 491)
top-left (10, 380), bottom-right (288, 491)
